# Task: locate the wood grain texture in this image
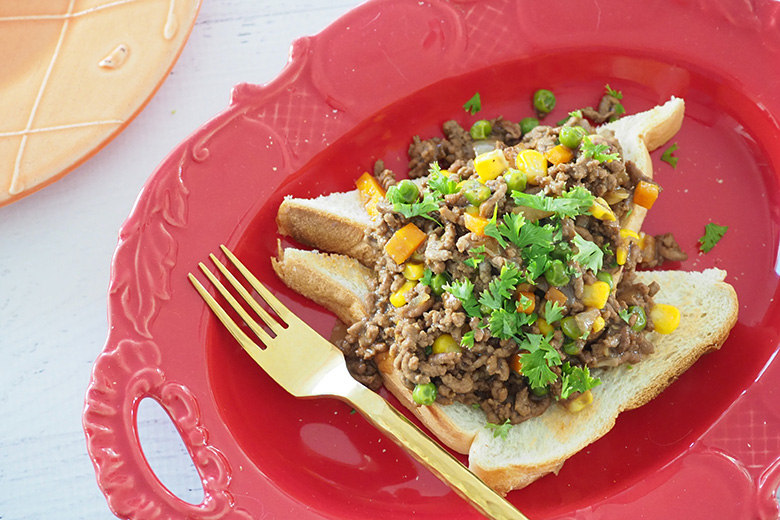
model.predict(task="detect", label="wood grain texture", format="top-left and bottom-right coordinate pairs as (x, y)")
top-left (0, 1), bottom-right (362, 518)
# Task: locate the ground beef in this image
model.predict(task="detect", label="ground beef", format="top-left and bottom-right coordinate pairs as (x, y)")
top-left (338, 115), bottom-right (685, 426)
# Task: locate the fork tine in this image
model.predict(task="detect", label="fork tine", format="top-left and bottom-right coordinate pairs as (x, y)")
top-left (196, 262), bottom-right (275, 347)
top-left (208, 253), bottom-right (285, 336)
top-left (220, 245), bottom-right (295, 322)
top-left (187, 272), bottom-right (268, 353)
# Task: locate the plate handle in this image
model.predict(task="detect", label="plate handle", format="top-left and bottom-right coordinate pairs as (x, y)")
top-left (83, 339), bottom-right (235, 519)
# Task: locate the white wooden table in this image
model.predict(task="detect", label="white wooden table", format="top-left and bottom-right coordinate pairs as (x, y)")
top-left (0, 2), bottom-right (362, 518)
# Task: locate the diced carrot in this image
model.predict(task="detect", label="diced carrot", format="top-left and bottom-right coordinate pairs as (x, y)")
top-left (384, 223), bottom-right (427, 264)
top-left (356, 172), bottom-right (386, 218)
top-left (544, 144), bottom-right (574, 165)
top-left (510, 352), bottom-right (523, 373)
top-left (517, 290), bottom-right (536, 314)
top-left (633, 180), bottom-right (660, 209)
top-left (463, 212), bottom-right (489, 236)
top-left (544, 287), bottom-right (568, 306)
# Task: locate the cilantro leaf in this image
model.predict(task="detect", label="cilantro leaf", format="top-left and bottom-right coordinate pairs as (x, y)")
top-left (483, 206), bottom-right (507, 248)
top-left (561, 363), bottom-right (601, 399)
top-left (463, 92), bottom-right (482, 115)
top-left (543, 300), bottom-right (565, 324)
top-left (461, 330), bottom-right (475, 349)
top-left (513, 186), bottom-right (595, 218)
top-left (488, 308), bottom-right (523, 339)
top-left (519, 333), bottom-right (562, 390)
top-left (661, 142), bottom-right (679, 168)
top-left (699, 222), bottom-right (728, 253)
top-left (581, 135), bottom-right (620, 163)
top-left (618, 308), bottom-right (631, 323)
top-left (419, 268), bottom-right (434, 287)
top-left (478, 263), bottom-right (523, 311)
top-left (427, 162), bottom-right (459, 196)
top-left (496, 212), bottom-right (526, 248)
top-left (485, 419), bottom-right (512, 440)
top-left (465, 245), bottom-right (486, 269)
top-left (605, 84), bottom-right (623, 100)
top-left (571, 233), bottom-right (604, 273)
top-left (386, 187), bottom-right (440, 220)
top-left (445, 278), bottom-right (481, 317)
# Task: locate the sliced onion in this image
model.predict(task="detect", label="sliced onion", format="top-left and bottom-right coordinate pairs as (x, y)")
top-left (472, 139), bottom-right (499, 157)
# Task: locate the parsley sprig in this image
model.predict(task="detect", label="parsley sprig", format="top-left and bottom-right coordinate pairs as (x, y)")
top-left (512, 186), bottom-right (595, 218)
top-left (581, 135), bottom-right (620, 163)
top-left (463, 92), bottom-right (482, 115)
top-left (699, 222), bottom-right (728, 253)
top-left (518, 333), bottom-right (561, 390)
top-left (571, 233), bottom-right (604, 273)
top-left (485, 419), bottom-right (512, 439)
top-left (560, 363), bottom-right (601, 399)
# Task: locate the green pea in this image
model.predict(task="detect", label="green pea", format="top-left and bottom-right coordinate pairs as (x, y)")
top-left (561, 316), bottom-right (585, 340)
top-left (544, 259), bottom-right (570, 287)
top-left (627, 305), bottom-right (647, 332)
top-left (461, 180), bottom-right (491, 205)
top-left (394, 179), bottom-right (419, 204)
top-left (504, 169), bottom-right (527, 193)
top-left (559, 126), bottom-right (585, 149)
top-left (551, 241), bottom-right (572, 261)
top-left (530, 385), bottom-right (550, 397)
top-left (533, 89), bottom-right (556, 115)
top-left (563, 340), bottom-right (582, 356)
top-left (412, 382), bottom-right (437, 405)
top-left (519, 117), bottom-right (539, 135)
top-left (596, 271), bottom-right (614, 289)
top-left (470, 119), bottom-right (492, 140)
top-left (430, 273), bottom-right (449, 296)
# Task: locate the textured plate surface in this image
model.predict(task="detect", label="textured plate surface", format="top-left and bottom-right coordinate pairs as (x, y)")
top-left (0, 0), bottom-right (201, 207)
top-left (84, 0), bottom-right (780, 518)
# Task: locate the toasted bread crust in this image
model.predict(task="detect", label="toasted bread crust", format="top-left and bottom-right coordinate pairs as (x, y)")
top-left (277, 195), bottom-right (378, 266)
top-left (271, 245), bottom-right (375, 325)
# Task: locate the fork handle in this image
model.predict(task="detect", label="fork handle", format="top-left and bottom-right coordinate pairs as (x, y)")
top-left (346, 384), bottom-right (529, 520)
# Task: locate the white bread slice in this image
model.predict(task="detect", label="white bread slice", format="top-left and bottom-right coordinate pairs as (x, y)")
top-left (276, 190), bottom-right (377, 266)
top-left (468, 268), bottom-right (738, 494)
top-left (277, 98), bottom-right (684, 259)
top-left (598, 96), bottom-right (685, 234)
top-left (272, 246), bottom-right (738, 493)
top-left (270, 245), bottom-right (374, 326)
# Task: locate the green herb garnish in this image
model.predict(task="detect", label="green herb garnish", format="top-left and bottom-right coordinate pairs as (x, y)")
top-left (560, 363), bottom-right (601, 399)
top-left (661, 142), bottom-right (679, 168)
top-left (445, 278), bottom-right (481, 317)
top-left (699, 222), bottom-right (728, 253)
top-left (581, 135), bottom-right (620, 163)
top-left (485, 419), bottom-right (512, 439)
top-left (463, 92), bottom-right (482, 115)
top-left (512, 186), bottom-right (595, 218)
top-left (571, 233), bottom-right (605, 273)
top-left (519, 333), bottom-right (562, 390)
top-left (543, 300), bottom-right (565, 324)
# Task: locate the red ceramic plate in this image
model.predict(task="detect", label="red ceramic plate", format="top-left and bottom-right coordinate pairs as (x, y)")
top-left (84, 0), bottom-right (780, 518)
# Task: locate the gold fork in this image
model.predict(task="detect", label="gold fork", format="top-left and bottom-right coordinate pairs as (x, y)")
top-left (188, 245), bottom-right (530, 520)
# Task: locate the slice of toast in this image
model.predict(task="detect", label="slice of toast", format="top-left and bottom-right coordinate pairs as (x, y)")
top-left (276, 98), bottom-right (685, 259)
top-left (276, 190), bottom-right (378, 266)
top-left (272, 248), bottom-right (739, 493)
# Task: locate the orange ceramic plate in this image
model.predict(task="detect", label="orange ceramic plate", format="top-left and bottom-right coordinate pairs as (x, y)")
top-left (0, 0), bottom-right (201, 207)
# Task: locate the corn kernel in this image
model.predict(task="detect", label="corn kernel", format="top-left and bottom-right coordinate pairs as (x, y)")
top-left (581, 281), bottom-right (611, 309)
top-left (650, 303), bottom-right (680, 334)
top-left (620, 229), bottom-right (641, 242)
top-left (474, 149), bottom-right (509, 182)
top-left (402, 262), bottom-right (425, 281)
top-left (390, 280), bottom-right (417, 307)
top-left (432, 333), bottom-right (461, 354)
top-left (537, 317), bottom-right (554, 335)
top-left (589, 197), bottom-right (616, 221)
top-left (616, 246), bottom-right (628, 265)
top-left (566, 390), bottom-right (594, 413)
top-left (592, 315), bottom-right (606, 333)
top-left (515, 149), bottom-right (548, 185)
